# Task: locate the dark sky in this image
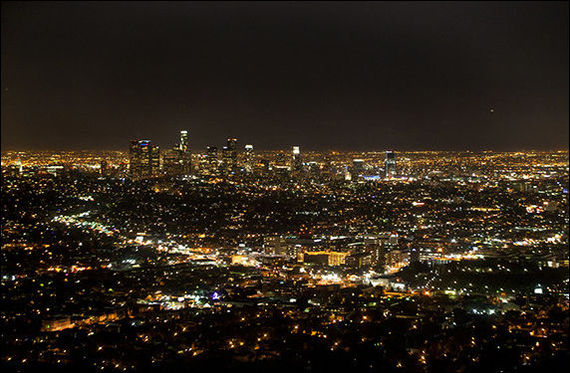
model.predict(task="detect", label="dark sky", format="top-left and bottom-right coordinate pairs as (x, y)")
top-left (1, 1), bottom-right (568, 151)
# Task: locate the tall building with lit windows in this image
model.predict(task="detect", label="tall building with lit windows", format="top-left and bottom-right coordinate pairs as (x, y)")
top-left (385, 150), bottom-right (396, 178)
top-left (178, 130), bottom-right (191, 174)
top-left (292, 146), bottom-right (302, 172)
top-left (163, 148), bottom-right (181, 176)
top-left (179, 130), bottom-right (189, 152)
top-left (244, 144), bottom-right (254, 173)
top-left (129, 140), bottom-right (160, 179)
top-left (163, 130), bottom-right (191, 176)
top-left (204, 146), bottom-right (219, 175)
top-left (222, 138), bottom-right (238, 174)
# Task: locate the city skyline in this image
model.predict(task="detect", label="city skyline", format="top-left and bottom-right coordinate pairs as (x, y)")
top-left (2, 2), bottom-right (568, 151)
top-left (1, 3), bottom-right (568, 372)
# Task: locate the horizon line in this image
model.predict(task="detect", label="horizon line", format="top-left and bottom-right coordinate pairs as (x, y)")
top-left (1, 148), bottom-right (569, 153)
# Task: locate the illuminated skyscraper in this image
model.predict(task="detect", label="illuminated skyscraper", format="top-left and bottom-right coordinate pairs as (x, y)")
top-left (179, 130), bottom-right (189, 152)
top-left (129, 140), bottom-right (160, 179)
top-left (244, 144), bottom-right (254, 173)
top-left (179, 130), bottom-right (191, 174)
top-left (163, 148), bottom-right (181, 176)
top-left (385, 150), bottom-right (396, 178)
top-left (163, 130), bottom-right (191, 176)
top-left (292, 146), bottom-right (302, 172)
top-left (205, 146), bottom-right (219, 175)
top-left (222, 138), bottom-right (238, 174)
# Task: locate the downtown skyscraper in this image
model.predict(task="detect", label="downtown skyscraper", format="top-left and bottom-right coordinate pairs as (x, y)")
top-left (129, 140), bottom-right (160, 179)
top-left (163, 130), bottom-right (192, 176)
top-left (222, 138), bottom-right (238, 175)
top-left (385, 151), bottom-right (396, 178)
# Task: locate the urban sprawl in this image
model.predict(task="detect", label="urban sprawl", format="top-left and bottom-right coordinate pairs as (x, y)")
top-left (1, 131), bottom-right (569, 372)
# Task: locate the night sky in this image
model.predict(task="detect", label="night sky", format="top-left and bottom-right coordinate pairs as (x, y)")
top-left (1, 2), bottom-right (568, 151)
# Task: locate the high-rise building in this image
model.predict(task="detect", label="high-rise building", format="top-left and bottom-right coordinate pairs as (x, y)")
top-left (385, 150), bottom-right (396, 178)
top-left (152, 147), bottom-right (160, 176)
top-left (163, 130), bottom-right (191, 176)
top-left (179, 130), bottom-right (191, 174)
top-left (179, 130), bottom-right (189, 152)
top-left (129, 140), bottom-right (160, 179)
top-left (205, 146), bottom-right (219, 175)
top-left (162, 148), bottom-right (182, 176)
top-left (263, 236), bottom-right (287, 256)
top-left (244, 144), bottom-right (254, 173)
top-left (222, 138), bottom-right (238, 174)
top-left (292, 146), bottom-right (302, 172)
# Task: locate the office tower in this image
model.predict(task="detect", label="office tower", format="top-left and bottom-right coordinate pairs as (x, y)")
top-left (292, 146), bottom-right (302, 172)
top-left (151, 146), bottom-right (160, 175)
top-left (244, 144), bottom-right (254, 173)
top-left (163, 130), bottom-right (191, 176)
top-left (346, 252), bottom-right (373, 269)
top-left (162, 148), bottom-right (181, 176)
top-left (385, 150), bottom-right (396, 178)
top-left (205, 146), bottom-right (219, 175)
top-left (150, 146), bottom-right (160, 178)
top-left (178, 130), bottom-right (191, 174)
top-left (222, 138), bottom-right (238, 174)
top-left (129, 140), bottom-right (142, 178)
top-left (221, 145), bottom-right (229, 173)
top-left (129, 140), bottom-right (160, 179)
top-left (228, 138), bottom-right (238, 172)
top-left (179, 130), bottom-right (189, 152)
top-left (263, 236), bottom-right (287, 256)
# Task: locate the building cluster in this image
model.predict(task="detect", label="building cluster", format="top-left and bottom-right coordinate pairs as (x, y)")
top-left (129, 131), bottom-right (191, 179)
top-left (126, 130), bottom-right (399, 180)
